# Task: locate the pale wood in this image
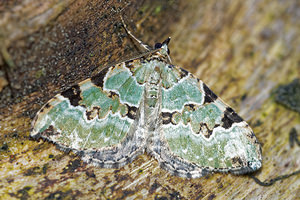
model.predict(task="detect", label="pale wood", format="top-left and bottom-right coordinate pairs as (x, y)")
top-left (0, 0), bottom-right (299, 199)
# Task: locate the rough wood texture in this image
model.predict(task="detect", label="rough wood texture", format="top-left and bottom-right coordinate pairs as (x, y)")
top-left (0, 0), bottom-right (299, 199)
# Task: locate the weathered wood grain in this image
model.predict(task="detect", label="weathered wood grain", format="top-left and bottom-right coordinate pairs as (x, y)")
top-left (0, 0), bottom-right (299, 199)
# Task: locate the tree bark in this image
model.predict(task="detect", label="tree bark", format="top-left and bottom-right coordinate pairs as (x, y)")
top-left (0, 0), bottom-right (299, 199)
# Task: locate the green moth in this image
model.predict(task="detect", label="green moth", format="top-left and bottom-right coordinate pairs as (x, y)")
top-left (31, 34), bottom-right (262, 178)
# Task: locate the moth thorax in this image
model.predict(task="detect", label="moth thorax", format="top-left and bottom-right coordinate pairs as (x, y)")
top-left (146, 66), bottom-right (161, 107)
top-left (144, 66), bottom-right (161, 132)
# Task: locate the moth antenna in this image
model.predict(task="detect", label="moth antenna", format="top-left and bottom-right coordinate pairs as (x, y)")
top-left (120, 16), bottom-right (151, 51)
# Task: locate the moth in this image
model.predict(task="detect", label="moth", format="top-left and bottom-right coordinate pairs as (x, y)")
top-left (31, 23), bottom-right (262, 178)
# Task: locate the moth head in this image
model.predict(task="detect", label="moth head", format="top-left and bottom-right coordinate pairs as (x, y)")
top-left (154, 37), bottom-right (172, 63)
top-left (154, 37), bottom-right (171, 55)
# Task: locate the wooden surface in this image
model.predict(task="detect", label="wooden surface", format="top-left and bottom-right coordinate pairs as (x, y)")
top-left (0, 0), bottom-right (299, 199)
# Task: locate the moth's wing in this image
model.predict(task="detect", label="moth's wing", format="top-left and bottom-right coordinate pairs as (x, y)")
top-left (31, 60), bottom-right (149, 168)
top-left (149, 65), bottom-right (262, 178)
